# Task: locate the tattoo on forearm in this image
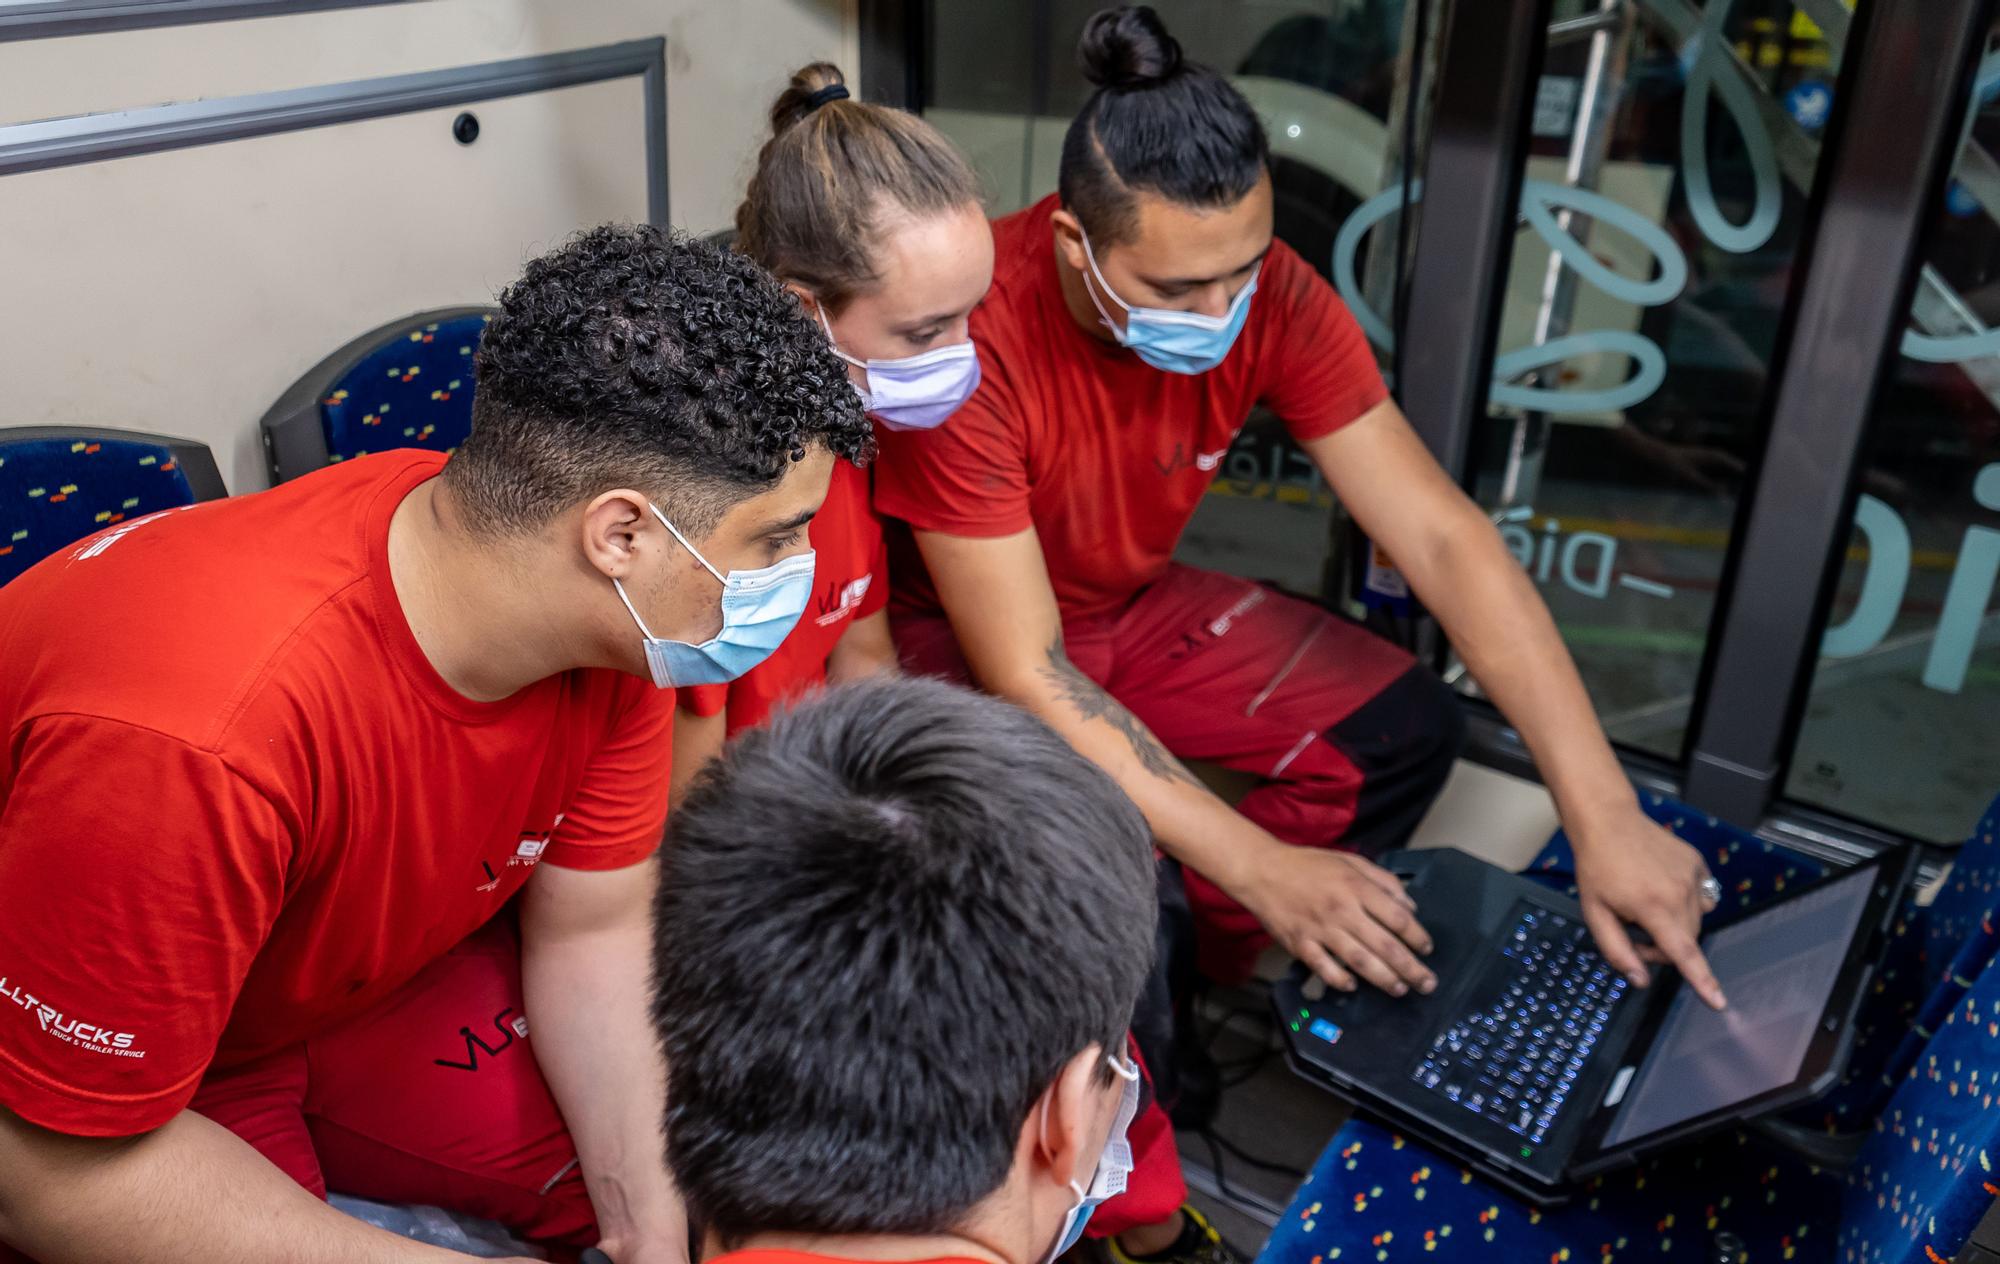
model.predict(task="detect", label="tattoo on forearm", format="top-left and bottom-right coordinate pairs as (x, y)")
top-left (1038, 634), bottom-right (1204, 790)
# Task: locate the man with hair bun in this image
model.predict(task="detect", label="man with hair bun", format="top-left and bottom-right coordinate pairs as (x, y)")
top-left (875, 7), bottom-right (1730, 1262)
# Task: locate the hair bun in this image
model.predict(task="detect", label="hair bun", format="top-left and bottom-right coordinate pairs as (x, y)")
top-left (770, 62), bottom-right (849, 136)
top-left (1077, 5), bottom-right (1183, 89)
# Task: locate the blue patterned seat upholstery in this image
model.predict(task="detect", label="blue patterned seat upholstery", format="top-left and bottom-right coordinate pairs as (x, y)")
top-left (1801, 798), bottom-right (2000, 1133)
top-left (0, 427), bottom-right (226, 587)
top-left (1263, 1117), bottom-right (1845, 1264)
top-left (1519, 791), bottom-right (1829, 913)
top-left (1262, 796), bottom-right (2000, 1264)
top-left (260, 308), bottom-right (493, 483)
top-left (1838, 955), bottom-right (2000, 1262)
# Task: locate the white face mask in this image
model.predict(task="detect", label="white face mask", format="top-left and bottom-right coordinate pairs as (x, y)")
top-left (815, 301), bottom-right (982, 431)
top-left (1043, 1053), bottom-right (1143, 1264)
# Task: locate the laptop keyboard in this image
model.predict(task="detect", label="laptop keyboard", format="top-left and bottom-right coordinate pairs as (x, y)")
top-left (1411, 903), bottom-right (1629, 1144)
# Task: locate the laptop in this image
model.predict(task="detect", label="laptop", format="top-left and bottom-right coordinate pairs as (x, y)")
top-left (1273, 844), bottom-right (1917, 1206)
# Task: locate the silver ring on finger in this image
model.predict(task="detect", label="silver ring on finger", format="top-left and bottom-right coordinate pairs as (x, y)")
top-left (1698, 875), bottom-right (1722, 909)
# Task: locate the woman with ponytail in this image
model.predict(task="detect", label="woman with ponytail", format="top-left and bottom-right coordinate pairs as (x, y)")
top-left (671, 62), bottom-right (992, 764)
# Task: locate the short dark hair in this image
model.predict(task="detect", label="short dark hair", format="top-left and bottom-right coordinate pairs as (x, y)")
top-left (446, 224), bottom-right (873, 535)
top-left (1057, 5), bottom-right (1271, 246)
top-left (653, 676), bottom-right (1156, 1243)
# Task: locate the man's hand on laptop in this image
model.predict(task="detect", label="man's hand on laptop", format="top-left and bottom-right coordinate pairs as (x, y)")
top-left (1571, 808), bottom-right (1729, 1010)
top-left (1242, 844), bottom-right (1438, 998)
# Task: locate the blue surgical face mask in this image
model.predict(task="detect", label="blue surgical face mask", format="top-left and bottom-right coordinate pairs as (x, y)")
top-left (1079, 228), bottom-right (1259, 376)
top-left (816, 302), bottom-right (981, 431)
top-left (1045, 1053), bottom-right (1143, 1264)
top-left (611, 502), bottom-right (815, 688)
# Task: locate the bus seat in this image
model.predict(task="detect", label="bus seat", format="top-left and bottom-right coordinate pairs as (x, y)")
top-left (260, 308), bottom-right (492, 484)
top-left (0, 426), bottom-right (226, 587)
top-left (1791, 794), bottom-right (2000, 1134)
top-left (1262, 1115), bottom-right (1845, 1264)
top-left (1259, 795), bottom-right (2000, 1264)
top-left (1838, 916), bottom-right (2000, 1262)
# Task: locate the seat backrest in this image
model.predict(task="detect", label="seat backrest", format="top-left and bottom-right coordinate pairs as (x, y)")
top-left (0, 427), bottom-right (226, 587)
top-left (1838, 944), bottom-right (2000, 1263)
top-left (1815, 795), bottom-right (2000, 1130)
top-left (1527, 790), bottom-right (1830, 912)
top-left (1922, 795), bottom-right (2000, 990)
top-left (260, 308), bottom-right (493, 484)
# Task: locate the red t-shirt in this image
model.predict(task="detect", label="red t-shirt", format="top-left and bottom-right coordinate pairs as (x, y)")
top-left (0, 452), bottom-right (674, 1136)
top-left (873, 193), bottom-right (1388, 622)
top-left (680, 458), bottom-right (887, 734)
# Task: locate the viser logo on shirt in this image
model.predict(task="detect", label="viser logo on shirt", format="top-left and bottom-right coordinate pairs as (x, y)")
top-left (474, 813), bottom-right (566, 893)
top-left (0, 973), bottom-right (145, 1058)
top-left (814, 575), bottom-right (874, 628)
top-left (511, 813), bottom-right (563, 868)
top-left (1151, 442), bottom-right (1234, 478)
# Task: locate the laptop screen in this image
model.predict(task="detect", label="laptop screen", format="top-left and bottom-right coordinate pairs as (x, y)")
top-left (1600, 866), bottom-right (1876, 1146)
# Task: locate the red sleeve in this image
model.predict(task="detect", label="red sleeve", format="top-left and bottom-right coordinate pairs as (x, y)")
top-left (678, 685), bottom-right (728, 719)
top-left (857, 494), bottom-right (889, 619)
top-left (0, 717), bottom-right (287, 1135)
top-left (1256, 242), bottom-right (1391, 443)
top-left (870, 342), bottom-right (1034, 538)
top-left (541, 680), bottom-right (674, 871)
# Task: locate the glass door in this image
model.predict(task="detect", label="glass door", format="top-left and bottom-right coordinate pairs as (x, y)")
top-left (1433, 0), bottom-right (1857, 762)
top-left (1783, 23), bottom-right (2000, 843)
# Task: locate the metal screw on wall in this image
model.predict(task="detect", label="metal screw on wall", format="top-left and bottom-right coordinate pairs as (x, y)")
top-left (452, 111), bottom-right (480, 145)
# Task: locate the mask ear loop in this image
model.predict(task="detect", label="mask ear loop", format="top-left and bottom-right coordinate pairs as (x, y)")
top-left (1077, 228), bottom-right (1134, 340)
top-left (613, 498), bottom-right (719, 640)
top-left (811, 299), bottom-right (875, 410)
top-left (1078, 229), bottom-right (1262, 336)
top-left (812, 298), bottom-right (870, 371)
top-left (647, 502), bottom-right (726, 585)
top-left (611, 576), bottom-right (658, 640)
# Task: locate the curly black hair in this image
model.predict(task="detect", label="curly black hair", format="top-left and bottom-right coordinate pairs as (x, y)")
top-left (445, 223), bottom-right (873, 534)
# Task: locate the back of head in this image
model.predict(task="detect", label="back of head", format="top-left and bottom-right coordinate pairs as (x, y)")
top-left (654, 676), bottom-right (1156, 1242)
top-left (736, 62), bottom-right (983, 309)
top-left (446, 225), bottom-right (872, 537)
top-left (1058, 6), bottom-right (1271, 245)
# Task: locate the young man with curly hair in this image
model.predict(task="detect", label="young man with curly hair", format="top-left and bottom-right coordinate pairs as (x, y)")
top-left (0, 226), bottom-right (870, 1264)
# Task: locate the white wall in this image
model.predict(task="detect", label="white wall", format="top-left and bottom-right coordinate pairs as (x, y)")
top-left (0, 0), bottom-right (859, 494)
